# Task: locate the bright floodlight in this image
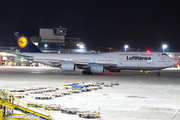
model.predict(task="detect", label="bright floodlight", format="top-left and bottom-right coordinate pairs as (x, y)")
top-left (162, 44), bottom-right (167, 52)
top-left (79, 44), bottom-right (84, 49)
top-left (163, 45), bottom-right (167, 48)
top-left (124, 45), bottom-right (129, 51)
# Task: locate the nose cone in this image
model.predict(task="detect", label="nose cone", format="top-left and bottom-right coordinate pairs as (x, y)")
top-left (173, 59), bottom-right (178, 65)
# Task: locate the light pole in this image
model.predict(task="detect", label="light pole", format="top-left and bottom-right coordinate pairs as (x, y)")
top-left (45, 44), bottom-right (47, 52)
top-left (162, 45), bottom-right (167, 53)
top-left (124, 45), bottom-right (128, 51)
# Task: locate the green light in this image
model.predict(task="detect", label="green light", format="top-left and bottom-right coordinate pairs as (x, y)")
top-left (20, 57), bottom-right (24, 60)
top-left (20, 57), bottom-right (24, 62)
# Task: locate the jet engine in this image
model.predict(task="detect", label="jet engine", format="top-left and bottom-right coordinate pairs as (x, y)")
top-left (61, 63), bottom-right (76, 71)
top-left (90, 65), bottom-right (104, 74)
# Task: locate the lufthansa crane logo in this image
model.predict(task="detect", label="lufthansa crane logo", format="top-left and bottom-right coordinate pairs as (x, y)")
top-left (18, 37), bottom-right (28, 48)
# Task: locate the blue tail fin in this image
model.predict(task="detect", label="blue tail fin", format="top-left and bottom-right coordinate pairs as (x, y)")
top-left (13, 31), bottom-right (42, 53)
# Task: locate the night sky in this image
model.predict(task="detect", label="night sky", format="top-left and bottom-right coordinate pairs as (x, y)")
top-left (1, 0), bottom-right (180, 52)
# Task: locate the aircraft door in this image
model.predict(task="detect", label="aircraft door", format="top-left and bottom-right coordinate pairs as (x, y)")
top-left (146, 56), bottom-right (155, 67)
top-left (119, 58), bottom-right (123, 65)
top-left (92, 58), bottom-right (96, 63)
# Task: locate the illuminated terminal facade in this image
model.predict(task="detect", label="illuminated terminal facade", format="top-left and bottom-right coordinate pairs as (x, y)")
top-left (29, 27), bottom-right (87, 53)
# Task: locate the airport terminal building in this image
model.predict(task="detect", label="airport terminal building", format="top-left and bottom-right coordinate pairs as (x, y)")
top-left (29, 27), bottom-right (87, 53)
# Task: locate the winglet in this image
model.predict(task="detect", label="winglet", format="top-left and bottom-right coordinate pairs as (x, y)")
top-left (13, 31), bottom-right (42, 53)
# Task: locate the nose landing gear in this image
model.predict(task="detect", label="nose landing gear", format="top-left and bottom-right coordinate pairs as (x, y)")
top-left (156, 69), bottom-right (161, 76)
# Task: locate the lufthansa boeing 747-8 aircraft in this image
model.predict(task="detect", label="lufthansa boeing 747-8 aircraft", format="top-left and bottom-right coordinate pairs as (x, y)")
top-left (14, 32), bottom-right (178, 76)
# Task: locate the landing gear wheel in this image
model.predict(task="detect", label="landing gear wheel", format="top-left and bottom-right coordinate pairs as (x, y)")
top-left (82, 70), bottom-right (93, 75)
top-left (89, 72), bottom-right (93, 75)
top-left (82, 71), bottom-right (85, 74)
top-left (156, 72), bottom-right (161, 76)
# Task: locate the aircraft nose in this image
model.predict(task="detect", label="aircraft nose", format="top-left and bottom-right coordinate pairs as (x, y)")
top-left (173, 59), bottom-right (178, 65)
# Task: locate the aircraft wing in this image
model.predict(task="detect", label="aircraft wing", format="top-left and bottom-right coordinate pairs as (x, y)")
top-left (80, 63), bottom-right (117, 68)
top-left (44, 60), bottom-right (117, 69)
top-left (10, 52), bottom-right (118, 68)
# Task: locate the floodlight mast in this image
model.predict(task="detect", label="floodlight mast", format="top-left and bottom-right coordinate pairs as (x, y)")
top-left (124, 45), bottom-right (128, 51)
top-left (162, 45), bottom-right (167, 52)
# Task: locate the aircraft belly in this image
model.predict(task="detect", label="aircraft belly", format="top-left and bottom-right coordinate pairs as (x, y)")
top-left (120, 59), bottom-right (159, 70)
top-left (117, 66), bottom-right (166, 70)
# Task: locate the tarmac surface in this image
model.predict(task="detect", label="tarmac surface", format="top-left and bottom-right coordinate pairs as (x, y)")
top-left (0, 66), bottom-right (180, 120)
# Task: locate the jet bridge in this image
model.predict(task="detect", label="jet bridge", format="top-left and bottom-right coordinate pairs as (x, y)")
top-left (0, 91), bottom-right (55, 120)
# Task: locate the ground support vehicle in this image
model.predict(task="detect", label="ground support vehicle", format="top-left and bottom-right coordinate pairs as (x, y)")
top-left (54, 87), bottom-right (60, 90)
top-left (36, 86), bottom-right (47, 89)
top-left (87, 86), bottom-right (98, 90)
top-left (60, 90), bottom-right (71, 95)
top-left (66, 107), bottom-right (80, 114)
top-left (63, 81), bottom-right (79, 86)
top-left (28, 87), bottom-right (39, 91)
top-left (29, 90), bottom-right (42, 94)
top-left (9, 89), bottom-right (25, 92)
top-left (34, 93), bottom-right (54, 100)
top-left (53, 92), bottom-right (62, 97)
top-left (80, 83), bottom-right (91, 86)
top-left (10, 92), bottom-right (25, 98)
top-left (81, 87), bottom-right (91, 92)
top-left (78, 111), bottom-right (100, 118)
top-left (45, 104), bottom-right (61, 111)
top-left (46, 87), bottom-right (57, 92)
top-left (67, 89), bottom-right (81, 93)
top-left (60, 107), bottom-right (80, 114)
top-left (63, 83), bottom-right (72, 86)
top-left (104, 84), bottom-right (113, 87)
top-left (24, 91), bottom-right (29, 95)
top-left (71, 84), bottom-right (90, 92)
top-left (110, 82), bottom-right (119, 85)
top-left (60, 107), bottom-right (69, 113)
top-left (89, 84), bottom-right (102, 89)
top-left (63, 86), bottom-right (72, 89)
top-left (40, 89), bottom-right (52, 93)
top-left (99, 82), bottom-right (105, 85)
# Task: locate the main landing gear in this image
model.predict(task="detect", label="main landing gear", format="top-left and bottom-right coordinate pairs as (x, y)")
top-left (82, 70), bottom-right (93, 75)
top-left (156, 69), bottom-right (161, 76)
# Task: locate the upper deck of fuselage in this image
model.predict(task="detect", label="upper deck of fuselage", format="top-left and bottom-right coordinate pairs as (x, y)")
top-left (20, 51), bottom-right (167, 58)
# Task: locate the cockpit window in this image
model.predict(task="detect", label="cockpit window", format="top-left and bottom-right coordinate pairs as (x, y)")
top-left (162, 53), bottom-right (167, 56)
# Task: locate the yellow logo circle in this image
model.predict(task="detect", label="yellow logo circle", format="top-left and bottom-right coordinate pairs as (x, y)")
top-left (18, 37), bottom-right (28, 48)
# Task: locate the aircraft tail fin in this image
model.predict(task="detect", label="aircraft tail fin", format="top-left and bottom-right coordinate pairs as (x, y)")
top-left (13, 31), bottom-right (42, 53)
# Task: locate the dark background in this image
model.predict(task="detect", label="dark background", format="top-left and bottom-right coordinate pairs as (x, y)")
top-left (0, 0), bottom-right (180, 52)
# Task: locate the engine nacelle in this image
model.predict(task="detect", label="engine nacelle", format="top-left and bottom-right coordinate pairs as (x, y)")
top-left (61, 63), bottom-right (76, 71)
top-left (90, 65), bottom-right (104, 74)
top-left (109, 69), bottom-right (121, 72)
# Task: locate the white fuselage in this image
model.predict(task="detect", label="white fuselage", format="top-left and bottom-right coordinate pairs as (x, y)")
top-left (20, 52), bottom-right (178, 70)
